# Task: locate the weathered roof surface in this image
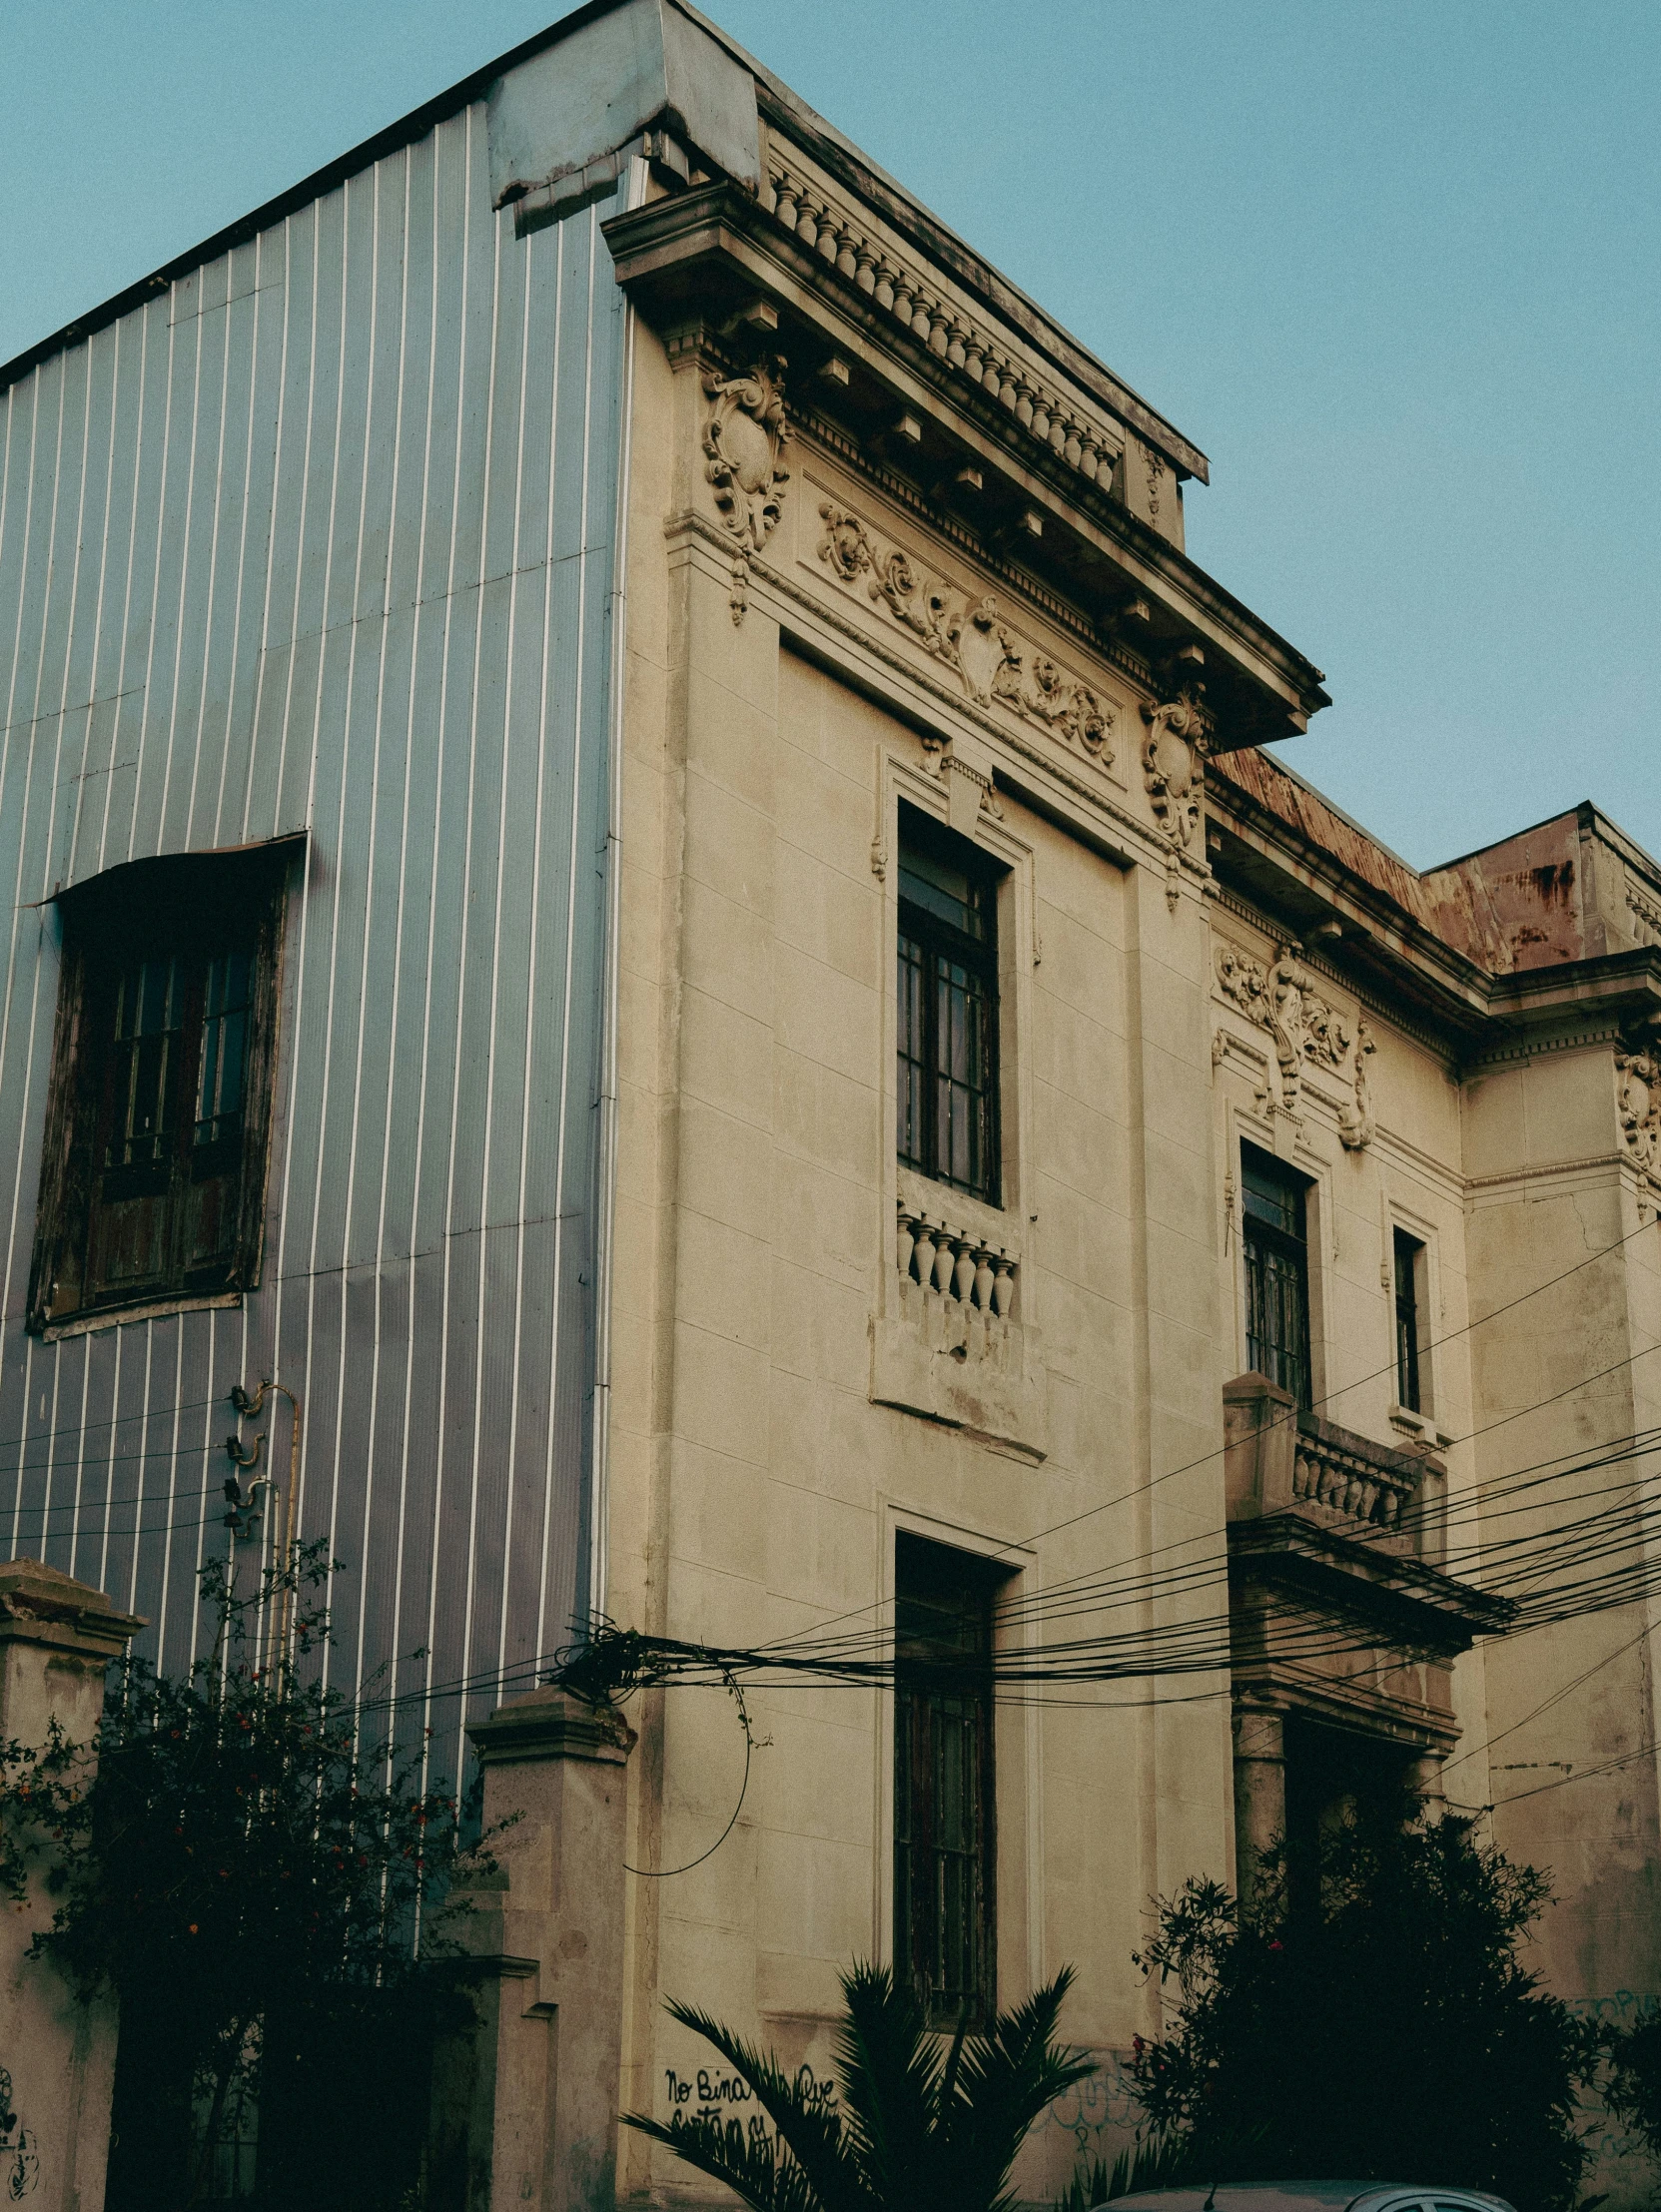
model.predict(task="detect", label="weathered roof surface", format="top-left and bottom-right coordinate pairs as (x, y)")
top-left (1212, 747), bottom-right (1661, 978)
top-left (1211, 746), bottom-right (1435, 923)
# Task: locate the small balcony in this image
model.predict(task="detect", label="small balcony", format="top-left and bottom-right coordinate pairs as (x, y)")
top-left (1225, 1373), bottom-right (1443, 1559)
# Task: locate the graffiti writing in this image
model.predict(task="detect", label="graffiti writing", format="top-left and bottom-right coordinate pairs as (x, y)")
top-left (0, 2071), bottom-right (37, 2200)
top-left (662, 2062), bottom-right (838, 2125)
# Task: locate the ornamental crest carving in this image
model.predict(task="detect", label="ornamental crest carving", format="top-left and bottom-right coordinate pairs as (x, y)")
top-left (1141, 690), bottom-right (1207, 849)
top-left (1338, 1019), bottom-right (1376, 1150)
top-left (1216, 937), bottom-right (1359, 1120)
top-left (704, 358), bottom-right (791, 622)
top-left (812, 496), bottom-right (1117, 767)
top-left (1616, 1049), bottom-right (1661, 1181)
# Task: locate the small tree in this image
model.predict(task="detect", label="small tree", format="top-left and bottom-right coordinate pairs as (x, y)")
top-left (1602, 2008), bottom-right (1661, 2175)
top-left (0, 1543), bottom-right (486, 2211)
top-left (624, 1960), bottom-right (1095, 2212)
top-left (1125, 1811), bottom-right (1600, 2212)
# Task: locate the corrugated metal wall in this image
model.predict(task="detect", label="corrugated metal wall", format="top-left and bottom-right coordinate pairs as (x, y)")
top-left (0, 103), bottom-right (626, 1787)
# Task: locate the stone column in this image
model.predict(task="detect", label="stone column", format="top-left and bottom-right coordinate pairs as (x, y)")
top-left (1406, 1749), bottom-right (1448, 1820)
top-left (0, 1560), bottom-right (143, 2212)
top-left (1232, 1706), bottom-right (1286, 1903)
top-left (437, 1689), bottom-right (636, 2212)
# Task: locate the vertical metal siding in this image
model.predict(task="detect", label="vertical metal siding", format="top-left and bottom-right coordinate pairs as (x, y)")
top-left (0, 103), bottom-right (625, 1782)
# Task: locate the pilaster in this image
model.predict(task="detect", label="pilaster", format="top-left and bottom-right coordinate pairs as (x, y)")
top-left (0, 1561), bottom-right (143, 2212)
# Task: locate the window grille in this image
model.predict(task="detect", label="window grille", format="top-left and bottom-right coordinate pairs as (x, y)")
top-left (896, 811), bottom-right (1001, 1203)
top-left (1393, 1227), bottom-right (1424, 1412)
top-left (893, 1534), bottom-right (998, 2030)
top-left (1241, 1144), bottom-right (1312, 1409)
top-left (28, 846), bottom-right (290, 1333)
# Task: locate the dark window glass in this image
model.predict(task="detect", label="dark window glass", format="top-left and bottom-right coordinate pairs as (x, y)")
top-left (1394, 1228), bottom-right (1423, 1412)
top-left (1242, 1144), bottom-right (1312, 1408)
top-left (894, 1535), bottom-right (998, 2030)
top-left (29, 848), bottom-right (289, 1332)
top-left (896, 812), bottom-right (1000, 1203)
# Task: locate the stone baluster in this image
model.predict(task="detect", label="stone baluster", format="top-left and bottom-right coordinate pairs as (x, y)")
top-left (963, 335), bottom-right (986, 384)
top-left (818, 210), bottom-right (842, 264)
top-left (911, 1218), bottom-right (938, 1289)
top-left (897, 1202), bottom-right (917, 1283)
top-left (772, 173), bottom-right (800, 230)
top-left (835, 222), bottom-right (860, 278)
top-left (931, 1224), bottom-right (955, 1294)
top-left (891, 270), bottom-right (915, 327)
top-left (973, 1246), bottom-right (996, 1312)
top-left (947, 320), bottom-right (969, 369)
top-left (854, 242), bottom-right (878, 294)
top-left (874, 260), bottom-right (897, 313)
top-left (795, 198), bottom-right (820, 253)
top-left (1030, 392), bottom-right (1052, 442)
top-left (992, 1255), bottom-right (1016, 1318)
top-left (952, 1237), bottom-right (977, 1304)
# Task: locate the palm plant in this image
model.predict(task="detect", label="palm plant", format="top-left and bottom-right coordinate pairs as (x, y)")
top-left (622, 1960), bottom-right (1095, 2212)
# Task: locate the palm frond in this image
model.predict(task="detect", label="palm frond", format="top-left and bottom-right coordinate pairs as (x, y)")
top-left (621, 2109), bottom-right (824, 2212)
top-left (660, 1996), bottom-right (868, 2212)
top-left (830, 1962), bottom-right (943, 2207)
top-left (938, 1969), bottom-right (1098, 2212)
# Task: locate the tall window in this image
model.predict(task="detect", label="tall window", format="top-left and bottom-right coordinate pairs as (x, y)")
top-left (29, 847), bottom-right (290, 1333)
top-left (897, 810), bottom-right (1001, 1204)
top-left (1242, 1144), bottom-right (1312, 1409)
top-left (1393, 1228), bottom-right (1424, 1412)
top-left (893, 1534), bottom-right (998, 2030)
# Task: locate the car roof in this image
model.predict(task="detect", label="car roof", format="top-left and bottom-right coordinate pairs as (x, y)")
top-left (1102, 2187), bottom-right (1516, 2212)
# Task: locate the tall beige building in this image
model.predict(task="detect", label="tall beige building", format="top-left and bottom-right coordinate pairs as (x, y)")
top-left (1, 2), bottom-right (1658, 2203)
top-left (596, 14), bottom-right (1661, 2201)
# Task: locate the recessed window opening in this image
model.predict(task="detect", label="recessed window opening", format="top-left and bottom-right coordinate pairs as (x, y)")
top-left (897, 807), bottom-right (1001, 1204)
top-left (1241, 1143), bottom-right (1312, 1410)
top-left (1393, 1227), bottom-right (1425, 1413)
top-left (29, 846), bottom-right (290, 1333)
top-left (893, 1532), bottom-right (1001, 2031)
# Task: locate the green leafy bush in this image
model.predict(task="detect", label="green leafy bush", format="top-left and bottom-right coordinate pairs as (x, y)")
top-left (0, 1544), bottom-right (487, 2210)
top-left (1124, 1812), bottom-right (1600, 2212)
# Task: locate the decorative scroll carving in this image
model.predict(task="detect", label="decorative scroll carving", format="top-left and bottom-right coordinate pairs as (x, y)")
top-left (703, 358), bottom-right (791, 622)
top-left (1338, 1019), bottom-right (1376, 1150)
top-left (817, 499), bottom-right (872, 583)
top-left (1141, 691), bottom-right (1207, 853)
top-left (1008, 654), bottom-right (1111, 755)
top-left (1216, 939), bottom-right (1361, 1116)
top-left (871, 549), bottom-right (964, 674)
top-left (812, 495), bottom-right (1118, 767)
top-left (1145, 444), bottom-right (1166, 526)
top-left (1616, 1050), bottom-right (1661, 1180)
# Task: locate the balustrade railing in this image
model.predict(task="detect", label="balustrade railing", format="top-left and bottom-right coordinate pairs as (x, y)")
top-left (1292, 1413), bottom-right (1418, 1537)
top-left (895, 1198), bottom-right (1017, 1321)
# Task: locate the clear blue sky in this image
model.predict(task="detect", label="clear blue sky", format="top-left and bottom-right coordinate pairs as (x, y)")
top-left (3, 1), bottom-right (1656, 871)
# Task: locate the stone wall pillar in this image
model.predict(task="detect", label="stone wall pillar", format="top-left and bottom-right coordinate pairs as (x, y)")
top-left (438, 1689), bottom-right (636, 2212)
top-left (1232, 1705), bottom-right (1285, 1903)
top-left (0, 1560), bottom-right (143, 2212)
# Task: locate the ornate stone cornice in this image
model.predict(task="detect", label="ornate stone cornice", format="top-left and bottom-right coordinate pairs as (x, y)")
top-left (601, 181), bottom-right (1327, 750)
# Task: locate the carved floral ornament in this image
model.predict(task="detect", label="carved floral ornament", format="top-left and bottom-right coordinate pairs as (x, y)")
top-left (815, 499), bottom-right (1115, 760)
top-left (1216, 936), bottom-right (1374, 1144)
top-left (1616, 1047), bottom-right (1661, 1188)
top-left (703, 358), bottom-right (792, 623)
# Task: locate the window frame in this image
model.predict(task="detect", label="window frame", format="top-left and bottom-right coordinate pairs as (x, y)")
top-left (895, 806), bottom-right (1003, 1207)
top-left (28, 845), bottom-right (293, 1337)
top-left (1390, 1224), bottom-right (1434, 1418)
top-left (892, 1532), bottom-right (1000, 2032)
top-left (1240, 1141), bottom-right (1314, 1410)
